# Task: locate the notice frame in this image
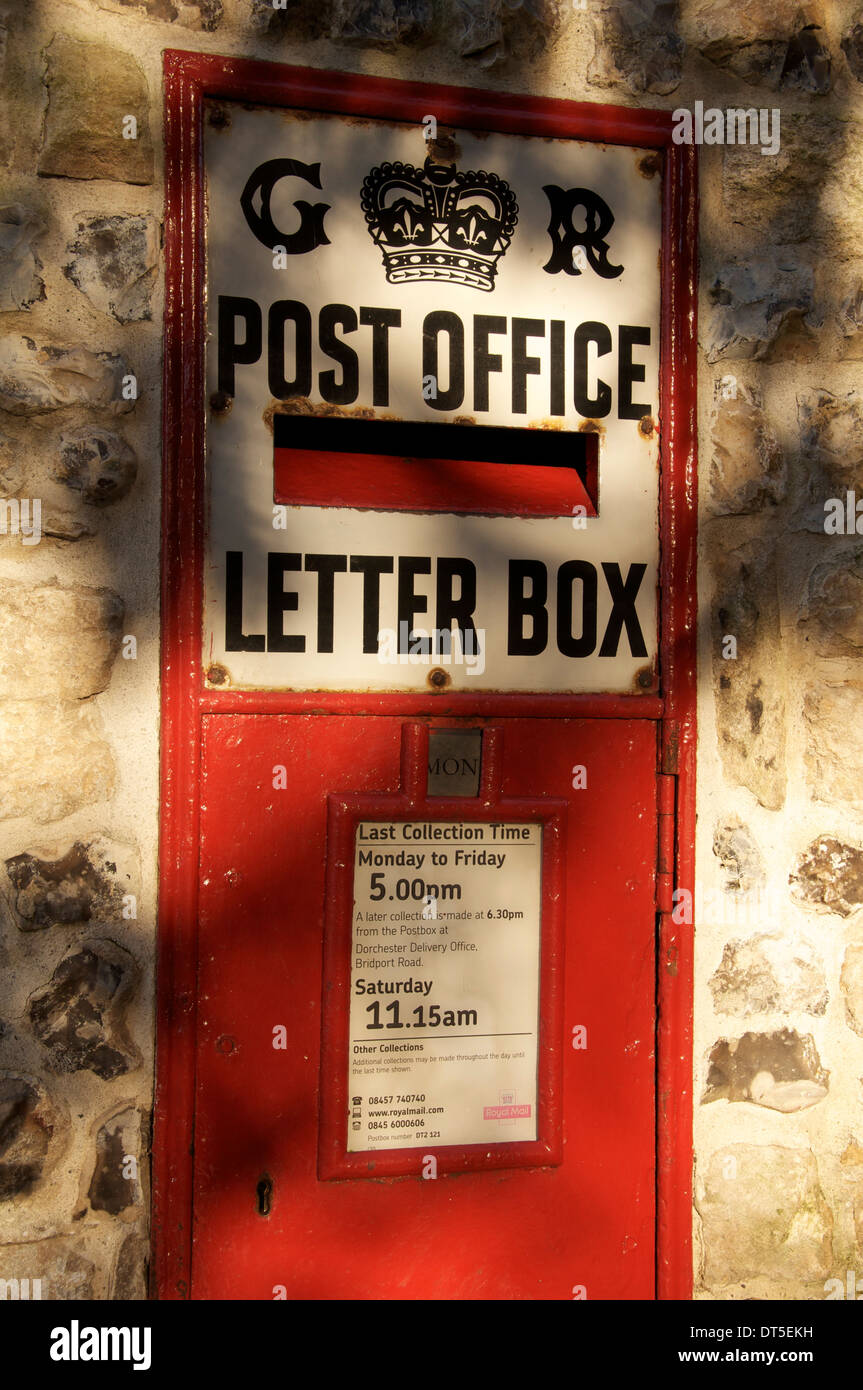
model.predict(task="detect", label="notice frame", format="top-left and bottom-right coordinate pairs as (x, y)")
top-left (318, 723), bottom-right (566, 1180)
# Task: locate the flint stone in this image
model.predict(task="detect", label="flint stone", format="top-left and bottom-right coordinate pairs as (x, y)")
top-left (28, 939), bottom-right (140, 1080)
top-left (64, 215), bottom-right (158, 324)
top-left (38, 35), bottom-right (153, 185)
top-left (721, 118), bottom-right (839, 248)
top-left (710, 935), bottom-right (827, 1018)
top-left (689, 1), bottom-right (829, 89)
top-left (5, 837), bottom-right (137, 933)
top-left (111, 1231), bottom-right (148, 1299)
top-left (0, 206), bottom-right (45, 311)
top-left (711, 934), bottom-right (822, 1023)
top-left (0, 8), bottom-right (32, 174)
top-left (798, 550), bottom-right (863, 657)
top-left (703, 1028), bottom-right (829, 1106)
top-left (0, 1075), bottom-right (67, 1201)
top-left (710, 540), bottom-right (786, 810)
top-left (841, 943), bottom-right (863, 1037)
top-left (791, 837), bottom-right (863, 917)
top-left (0, 1236), bottom-right (100, 1299)
top-left (332, 0), bottom-right (433, 43)
top-left (0, 431), bottom-right (24, 496)
top-left (449, 0), bottom-right (560, 67)
top-left (0, 581), bottom-right (123, 700)
top-left (803, 682), bottom-right (863, 805)
top-left (589, 0), bottom-right (684, 95)
top-left (54, 427), bottom-right (137, 506)
top-left (0, 336), bottom-right (134, 416)
top-left (698, 1145), bottom-right (833, 1285)
top-left (706, 259), bottom-right (819, 363)
top-left (88, 1105), bottom-right (141, 1215)
top-left (842, 1144), bottom-right (863, 1254)
top-left (712, 817), bottom-right (764, 891)
top-left (0, 700), bottom-right (115, 823)
top-left (838, 283), bottom-right (863, 357)
top-left (780, 23), bottom-right (831, 93)
top-left (94, 0), bottom-right (222, 28)
top-left (841, 20), bottom-right (863, 82)
top-left (248, 0), bottom-right (329, 41)
top-left (709, 387), bottom-right (785, 515)
top-left (798, 389), bottom-right (863, 488)
top-left (748, 1073), bottom-right (829, 1112)
top-left (453, 0), bottom-right (504, 64)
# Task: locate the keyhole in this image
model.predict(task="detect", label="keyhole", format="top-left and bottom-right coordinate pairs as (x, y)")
top-left (256, 1173), bottom-right (273, 1217)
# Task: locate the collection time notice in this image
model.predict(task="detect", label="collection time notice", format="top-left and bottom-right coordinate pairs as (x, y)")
top-left (347, 819), bottom-right (542, 1152)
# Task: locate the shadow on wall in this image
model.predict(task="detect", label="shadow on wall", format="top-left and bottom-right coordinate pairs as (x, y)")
top-left (0, 0), bottom-right (862, 1302)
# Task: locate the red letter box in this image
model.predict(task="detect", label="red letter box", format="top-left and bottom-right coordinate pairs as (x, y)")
top-left (155, 53), bottom-right (697, 1301)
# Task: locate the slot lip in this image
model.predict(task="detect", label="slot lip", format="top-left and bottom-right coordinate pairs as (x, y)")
top-left (274, 412), bottom-right (592, 472)
top-left (273, 417), bottom-right (599, 518)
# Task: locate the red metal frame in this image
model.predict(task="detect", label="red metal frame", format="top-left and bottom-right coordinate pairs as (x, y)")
top-left (318, 723), bottom-right (566, 1180)
top-left (155, 50), bottom-right (697, 1300)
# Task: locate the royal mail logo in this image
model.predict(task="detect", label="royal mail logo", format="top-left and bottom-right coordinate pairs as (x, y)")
top-left (484, 1104), bottom-right (531, 1120)
top-left (361, 157), bottom-right (518, 292)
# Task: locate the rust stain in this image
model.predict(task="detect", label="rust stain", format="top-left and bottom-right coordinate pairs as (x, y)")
top-left (663, 727), bottom-right (679, 775)
top-left (426, 129), bottom-right (461, 164)
top-left (262, 396), bottom-right (378, 435)
top-left (637, 151), bottom-right (662, 179)
top-left (639, 415), bottom-right (655, 438)
top-left (427, 667), bottom-right (451, 691)
top-left (206, 104), bottom-right (230, 130)
top-left (634, 662), bottom-right (656, 692)
top-left (577, 418), bottom-right (605, 436)
top-left (206, 663), bottom-right (230, 687)
top-left (453, 414), bottom-right (476, 426)
top-left (209, 391), bottom-right (232, 417)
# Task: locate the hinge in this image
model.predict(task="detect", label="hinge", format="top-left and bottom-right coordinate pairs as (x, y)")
top-left (659, 719), bottom-right (680, 776)
top-left (656, 772), bottom-right (676, 914)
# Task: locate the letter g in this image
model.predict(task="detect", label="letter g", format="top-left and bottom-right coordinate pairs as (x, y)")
top-left (240, 158), bottom-right (332, 253)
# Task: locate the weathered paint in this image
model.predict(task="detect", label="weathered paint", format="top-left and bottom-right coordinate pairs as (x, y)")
top-left (154, 52), bottom-right (697, 1302)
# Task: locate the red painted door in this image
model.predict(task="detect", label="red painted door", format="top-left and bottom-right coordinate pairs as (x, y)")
top-left (192, 715), bottom-right (657, 1299)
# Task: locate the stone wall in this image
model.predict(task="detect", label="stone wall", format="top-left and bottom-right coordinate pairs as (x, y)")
top-left (1, 0), bottom-right (862, 1301)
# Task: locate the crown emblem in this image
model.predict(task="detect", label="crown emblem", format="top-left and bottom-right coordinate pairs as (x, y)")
top-left (361, 157), bottom-right (518, 292)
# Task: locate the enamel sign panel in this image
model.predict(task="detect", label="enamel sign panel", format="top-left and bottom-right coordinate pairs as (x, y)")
top-left (347, 819), bottom-right (542, 1152)
top-left (203, 105), bottom-right (662, 693)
